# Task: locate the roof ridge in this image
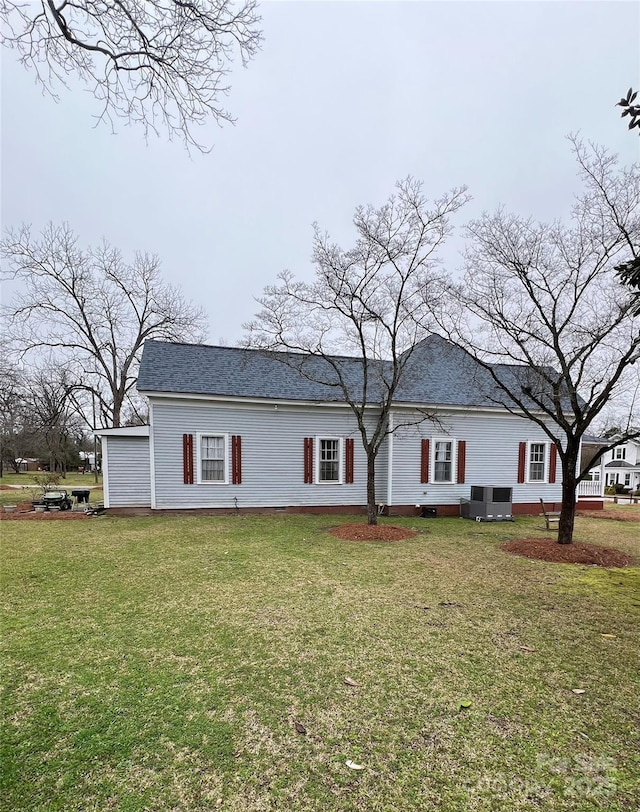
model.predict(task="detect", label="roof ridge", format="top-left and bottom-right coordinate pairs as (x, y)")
top-left (145, 338), bottom-right (392, 364)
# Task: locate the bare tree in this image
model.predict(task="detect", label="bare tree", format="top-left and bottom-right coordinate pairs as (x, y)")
top-left (1, 0), bottom-right (262, 150)
top-left (590, 365), bottom-right (640, 440)
top-left (1, 223), bottom-right (208, 428)
top-left (24, 365), bottom-right (85, 475)
top-left (0, 352), bottom-right (35, 475)
top-left (442, 138), bottom-right (640, 544)
top-left (245, 178), bottom-right (470, 524)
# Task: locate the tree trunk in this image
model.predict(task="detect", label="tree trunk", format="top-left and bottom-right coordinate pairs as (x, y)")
top-left (366, 452), bottom-right (377, 526)
top-left (112, 394), bottom-right (123, 428)
top-left (558, 444), bottom-right (579, 544)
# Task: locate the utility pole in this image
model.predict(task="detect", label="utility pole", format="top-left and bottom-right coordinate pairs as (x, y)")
top-left (92, 392), bottom-right (98, 485)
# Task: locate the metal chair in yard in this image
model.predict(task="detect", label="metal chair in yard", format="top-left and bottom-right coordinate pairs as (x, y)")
top-left (539, 498), bottom-right (561, 530)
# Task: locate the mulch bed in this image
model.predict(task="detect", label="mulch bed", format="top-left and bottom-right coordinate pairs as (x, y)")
top-left (577, 508), bottom-right (640, 523)
top-left (329, 523), bottom-right (417, 541)
top-left (0, 506), bottom-right (90, 521)
top-left (502, 538), bottom-right (635, 567)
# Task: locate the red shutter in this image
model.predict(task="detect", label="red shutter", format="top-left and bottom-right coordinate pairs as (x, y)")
top-left (303, 437), bottom-right (314, 484)
top-left (548, 443), bottom-right (557, 484)
top-left (517, 442), bottom-right (526, 484)
top-left (420, 439), bottom-right (430, 483)
top-left (456, 440), bottom-right (466, 484)
top-left (231, 435), bottom-right (242, 484)
top-left (345, 438), bottom-right (354, 484)
top-left (183, 433), bottom-right (194, 484)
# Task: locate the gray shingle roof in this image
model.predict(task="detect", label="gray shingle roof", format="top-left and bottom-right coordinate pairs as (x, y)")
top-left (582, 434), bottom-right (610, 444)
top-left (137, 335), bottom-right (557, 410)
top-left (138, 341), bottom-right (372, 402)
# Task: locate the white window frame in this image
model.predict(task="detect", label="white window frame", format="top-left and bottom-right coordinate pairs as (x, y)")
top-left (196, 432), bottom-right (229, 485)
top-left (315, 436), bottom-right (343, 484)
top-left (614, 447), bottom-right (626, 460)
top-left (431, 437), bottom-right (456, 484)
top-left (526, 440), bottom-right (549, 484)
top-left (624, 473), bottom-right (631, 486)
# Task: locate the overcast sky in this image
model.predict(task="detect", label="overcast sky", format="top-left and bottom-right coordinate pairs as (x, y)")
top-left (2, 1), bottom-right (639, 345)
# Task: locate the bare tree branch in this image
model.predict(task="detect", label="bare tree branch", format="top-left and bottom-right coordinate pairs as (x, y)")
top-left (439, 141), bottom-right (640, 544)
top-left (0, 0), bottom-right (262, 150)
top-left (244, 177), bottom-right (469, 524)
top-left (1, 222), bottom-right (208, 427)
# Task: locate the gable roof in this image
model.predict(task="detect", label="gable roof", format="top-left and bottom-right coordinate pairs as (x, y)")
top-left (138, 340), bottom-right (371, 403)
top-left (97, 426), bottom-right (150, 437)
top-left (137, 334), bottom-right (557, 411)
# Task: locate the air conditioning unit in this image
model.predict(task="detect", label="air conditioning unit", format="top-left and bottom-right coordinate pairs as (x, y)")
top-left (460, 485), bottom-right (513, 522)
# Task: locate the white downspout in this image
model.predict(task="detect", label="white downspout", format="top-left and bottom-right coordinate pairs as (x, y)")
top-left (387, 411), bottom-right (393, 508)
top-left (149, 402), bottom-right (156, 509)
top-left (102, 438), bottom-right (110, 508)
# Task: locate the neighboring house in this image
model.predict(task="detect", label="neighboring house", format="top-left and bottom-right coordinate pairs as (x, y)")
top-left (578, 434), bottom-right (608, 499)
top-left (98, 335), bottom-right (603, 515)
top-left (78, 451), bottom-right (98, 472)
top-left (601, 437), bottom-right (640, 492)
top-left (16, 457), bottom-right (39, 472)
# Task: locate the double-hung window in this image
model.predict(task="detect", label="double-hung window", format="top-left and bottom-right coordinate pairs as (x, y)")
top-left (433, 439), bottom-right (454, 483)
top-left (528, 442), bottom-right (546, 482)
top-left (614, 447), bottom-right (626, 461)
top-left (317, 437), bottom-right (342, 483)
top-left (198, 434), bottom-right (227, 484)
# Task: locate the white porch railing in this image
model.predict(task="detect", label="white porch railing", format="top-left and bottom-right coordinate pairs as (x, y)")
top-left (576, 480), bottom-right (603, 498)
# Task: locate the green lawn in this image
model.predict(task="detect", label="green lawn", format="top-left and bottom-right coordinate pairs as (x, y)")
top-left (0, 486), bottom-right (103, 508)
top-left (0, 471), bottom-right (102, 487)
top-left (0, 471), bottom-right (102, 508)
top-left (1, 513), bottom-right (638, 811)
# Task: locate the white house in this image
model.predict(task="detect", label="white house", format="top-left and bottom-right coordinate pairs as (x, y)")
top-left (98, 335), bottom-right (604, 516)
top-left (602, 437), bottom-right (640, 492)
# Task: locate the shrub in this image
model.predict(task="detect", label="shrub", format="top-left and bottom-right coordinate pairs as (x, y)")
top-left (32, 473), bottom-right (62, 497)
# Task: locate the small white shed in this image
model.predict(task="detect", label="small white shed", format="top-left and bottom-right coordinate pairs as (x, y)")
top-left (98, 426), bottom-right (151, 508)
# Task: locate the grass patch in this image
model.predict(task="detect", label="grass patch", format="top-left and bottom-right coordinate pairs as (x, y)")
top-left (1, 513), bottom-right (638, 810)
top-left (0, 472), bottom-right (102, 488)
top-left (0, 487), bottom-right (103, 508)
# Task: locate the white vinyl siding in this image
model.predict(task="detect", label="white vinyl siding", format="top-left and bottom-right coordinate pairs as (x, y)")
top-left (150, 399), bottom-right (377, 510)
top-left (391, 410), bottom-right (562, 506)
top-left (103, 436), bottom-right (151, 507)
top-left (147, 400), bottom-right (565, 510)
